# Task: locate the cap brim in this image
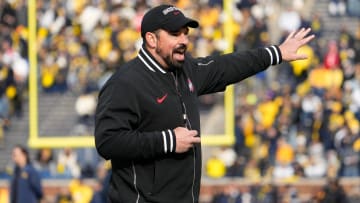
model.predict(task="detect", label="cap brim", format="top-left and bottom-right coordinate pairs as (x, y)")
top-left (185, 18), bottom-right (199, 28)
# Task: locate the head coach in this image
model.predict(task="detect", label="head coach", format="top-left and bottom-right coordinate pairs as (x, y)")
top-left (95, 4), bottom-right (314, 203)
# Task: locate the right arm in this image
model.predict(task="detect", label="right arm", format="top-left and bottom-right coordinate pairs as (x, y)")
top-left (27, 166), bottom-right (43, 199)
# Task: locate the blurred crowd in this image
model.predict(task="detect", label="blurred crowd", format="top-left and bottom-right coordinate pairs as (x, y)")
top-left (0, 0), bottom-right (360, 202)
top-left (206, 0), bottom-right (360, 183)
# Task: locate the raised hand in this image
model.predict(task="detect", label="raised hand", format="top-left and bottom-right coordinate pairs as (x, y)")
top-left (279, 27), bottom-right (315, 61)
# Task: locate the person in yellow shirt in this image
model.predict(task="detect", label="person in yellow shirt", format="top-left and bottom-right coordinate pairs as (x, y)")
top-left (206, 155), bottom-right (226, 179)
top-left (69, 178), bottom-right (93, 203)
top-left (276, 137), bottom-right (295, 165)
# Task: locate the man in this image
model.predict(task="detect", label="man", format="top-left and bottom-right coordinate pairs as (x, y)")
top-left (10, 145), bottom-right (43, 203)
top-left (95, 4), bottom-right (314, 203)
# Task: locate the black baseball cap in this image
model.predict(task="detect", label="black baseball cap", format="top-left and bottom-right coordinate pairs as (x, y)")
top-left (141, 5), bottom-right (199, 38)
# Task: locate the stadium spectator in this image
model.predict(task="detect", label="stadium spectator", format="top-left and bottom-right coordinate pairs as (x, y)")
top-left (250, 183), bottom-right (279, 203)
top-left (10, 144), bottom-right (43, 203)
top-left (54, 187), bottom-right (72, 203)
top-left (0, 37), bottom-right (23, 119)
top-left (328, 0), bottom-right (347, 16)
top-left (310, 13), bottom-right (324, 38)
top-left (89, 179), bottom-right (107, 203)
top-left (243, 158), bottom-right (262, 181)
top-left (282, 184), bottom-right (301, 203)
top-left (304, 153), bottom-right (327, 178)
top-left (324, 40), bottom-right (341, 70)
top-left (234, 105), bottom-right (253, 158)
top-left (215, 147), bottom-right (237, 169)
top-left (77, 147), bottom-right (102, 178)
top-left (56, 147), bottom-right (81, 178)
top-left (289, 43), bottom-right (316, 84)
top-left (0, 63), bottom-right (15, 131)
top-left (0, 1), bottom-right (17, 29)
top-left (338, 119), bottom-right (360, 176)
top-left (325, 150), bottom-right (341, 178)
top-left (226, 156), bottom-right (246, 177)
top-left (68, 178), bottom-right (93, 203)
top-left (75, 93), bottom-right (97, 129)
top-left (316, 178), bottom-right (350, 203)
top-left (278, 5), bottom-right (301, 33)
top-left (90, 161), bottom-right (111, 203)
top-left (211, 184), bottom-right (242, 203)
top-left (33, 148), bottom-right (57, 178)
top-left (206, 153), bottom-right (226, 179)
top-left (275, 136), bottom-right (295, 166)
top-left (300, 90), bottom-right (322, 136)
top-left (272, 161), bottom-right (295, 180)
top-left (347, 0), bottom-right (360, 17)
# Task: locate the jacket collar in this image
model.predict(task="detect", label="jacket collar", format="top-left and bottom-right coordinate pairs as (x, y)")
top-left (138, 46), bottom-right (167, 74)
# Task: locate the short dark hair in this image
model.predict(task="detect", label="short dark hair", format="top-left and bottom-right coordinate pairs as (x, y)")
top-left (15, 144), bottom-right (31, 164)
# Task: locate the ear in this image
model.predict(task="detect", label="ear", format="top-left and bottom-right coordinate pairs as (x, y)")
top-left (145, 32), bottom-right (157, 48)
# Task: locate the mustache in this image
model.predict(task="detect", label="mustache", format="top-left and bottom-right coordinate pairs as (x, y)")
top-left (174, 44), bottom-right (187, 53)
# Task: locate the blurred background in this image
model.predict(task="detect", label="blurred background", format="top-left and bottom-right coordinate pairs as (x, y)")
top-left (0, 0), bottom-right (360, 202)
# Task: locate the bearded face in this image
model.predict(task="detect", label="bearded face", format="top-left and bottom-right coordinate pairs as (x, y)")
top-left (156, 43), bottom-right (187, 68)
top-left (152, 27), bottom-right (190, 69)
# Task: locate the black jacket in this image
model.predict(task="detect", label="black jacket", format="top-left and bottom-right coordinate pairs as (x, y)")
top-left (95, 45), bottom-right (281, 203)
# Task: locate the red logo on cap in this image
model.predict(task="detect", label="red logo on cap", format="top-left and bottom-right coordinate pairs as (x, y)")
top-left (173, 11), bottom-right (180, 15)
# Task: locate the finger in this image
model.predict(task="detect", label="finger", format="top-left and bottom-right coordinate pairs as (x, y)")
top-left (191, 137), bottom-right (201, 144)
top-left (300, 34), bottom-right (315, 45)
top-left (189, 130), bottom-right (198, 137)
top-left (295, 53), bottom-right (308, 60)
top-left (295, 27), bottom-right (311, 40)
top-left (293, 27), bottom-right (305, 39)
top-left (293, 28), bottom-right (305, 40)
top-left (286, 30), bottom-right (297, 41)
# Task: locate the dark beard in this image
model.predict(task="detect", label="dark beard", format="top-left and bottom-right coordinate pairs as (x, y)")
top-left (164, 55), bottom-right (184, 69)
top-left (155, 45), bottom-right (186, 69)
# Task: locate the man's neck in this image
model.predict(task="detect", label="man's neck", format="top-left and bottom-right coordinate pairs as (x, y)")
top-left (143, 45), bottom-right (169, 70)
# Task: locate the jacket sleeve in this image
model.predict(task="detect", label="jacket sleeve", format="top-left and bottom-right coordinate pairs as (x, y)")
top-left (189, 45), bottom-right (282, 95)
top-left (28, 166), bottom-right (43, 199)
top-left (95, 76), bottom-right (176, 161)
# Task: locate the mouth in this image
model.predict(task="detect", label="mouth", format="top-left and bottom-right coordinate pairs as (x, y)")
top-left (173, 45), bottom-right (187, 61)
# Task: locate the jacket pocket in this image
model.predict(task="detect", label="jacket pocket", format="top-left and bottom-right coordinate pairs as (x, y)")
top-left (150, 153), bottom-right (193, 196)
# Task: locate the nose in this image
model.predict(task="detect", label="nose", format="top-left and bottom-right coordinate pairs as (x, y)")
top-left (179, 33), bottom-right (189, 45)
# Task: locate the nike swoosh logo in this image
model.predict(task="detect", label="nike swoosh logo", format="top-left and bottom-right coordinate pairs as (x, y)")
top-left (157, 94), bottom-right (168, 104)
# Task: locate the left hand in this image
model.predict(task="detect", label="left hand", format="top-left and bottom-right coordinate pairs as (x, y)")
top-left (279, 27), bottom-right (315, 61)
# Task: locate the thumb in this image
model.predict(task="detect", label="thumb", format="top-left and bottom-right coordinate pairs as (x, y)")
top-left (295, 54), bottom-right (309, 60)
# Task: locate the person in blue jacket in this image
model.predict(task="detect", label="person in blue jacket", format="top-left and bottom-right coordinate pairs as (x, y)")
top-left (10, 144), bottom-right (43, 203)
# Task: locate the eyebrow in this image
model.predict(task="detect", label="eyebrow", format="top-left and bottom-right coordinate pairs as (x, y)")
top-left (167, 27), bottom-right (189, 34)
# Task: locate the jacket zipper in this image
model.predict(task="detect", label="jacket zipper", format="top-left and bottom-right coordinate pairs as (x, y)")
top-left (192, 147), bottom-right (196, 203)
top-left (132, 162), bottom-right (140, 203)
top-left (171, 71), bottom-right (195, 203)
